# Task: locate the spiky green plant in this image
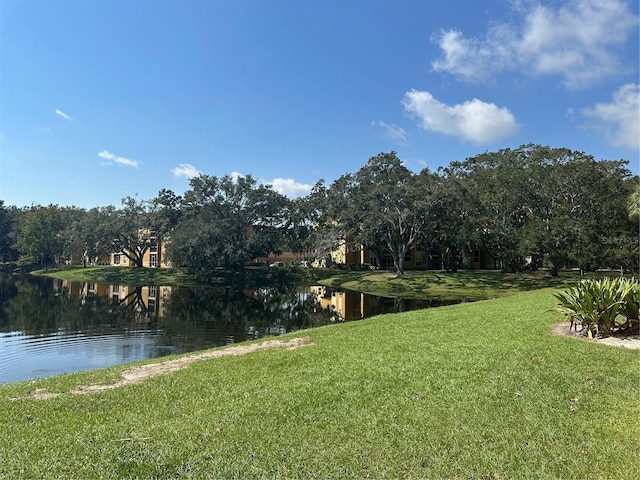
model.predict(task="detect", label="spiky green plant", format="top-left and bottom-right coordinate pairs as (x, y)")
top-left (618, 280), bottom-right (639, 331)
top-left (553, 277), bottom-right (639, 336)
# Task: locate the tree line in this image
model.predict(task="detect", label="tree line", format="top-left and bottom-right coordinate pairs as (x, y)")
top-left (1, 144), bottom-right (638, 277)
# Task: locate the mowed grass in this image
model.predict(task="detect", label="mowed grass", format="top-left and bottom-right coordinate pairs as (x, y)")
top-left (36, 265), bottom-right (593, 302)
top-left (1, 289), bottom-right (638, 479)
top-left (31, 265), bottom-right (202, 287)
top-left (319, 268), bottom-right (592, 301)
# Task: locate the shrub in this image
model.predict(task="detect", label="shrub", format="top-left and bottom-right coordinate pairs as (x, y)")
top-left (553, 277), bottom-right (639, 336)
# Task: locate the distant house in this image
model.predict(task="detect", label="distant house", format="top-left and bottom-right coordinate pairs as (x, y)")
top-left (110, 230), bottom-right (172, 268)
top-left (328, 240), bottom-right (497, 271)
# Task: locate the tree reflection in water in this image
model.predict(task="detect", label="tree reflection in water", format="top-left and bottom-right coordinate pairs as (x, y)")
top-left (0, 275), bottom-right (456, 383)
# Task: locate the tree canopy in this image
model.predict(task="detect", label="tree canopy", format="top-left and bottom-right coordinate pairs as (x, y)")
top-left (3, 144), bottom-right (637, 276)
top-left (324, 152), bottom-right (436, 276)
top-left (167, 174), bottom-right (289, 276)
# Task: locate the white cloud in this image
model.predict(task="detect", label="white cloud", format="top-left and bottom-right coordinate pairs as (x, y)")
top-left (225, 172), bottom-right (310, 197)
top-left (230, 171), bottom-right (245, 182)
top-left (581, 83), bottom-right (640, 150)
top-left (402, 89), bottom-right (520, 144)
top-left (98, 150), bottom-right (139, 168)
top-left (431, 26), bottom-right (516, 84)
top-left (172, 163), bottom-right (201, 179)
top-left (432, 0), bottom-right (638, 89)
top-left (375, 120), bottom-right (408, 143)
top-left (269, 178), bottom-right (313, 198)
top-left (55, 109), bottom-right (72, 121)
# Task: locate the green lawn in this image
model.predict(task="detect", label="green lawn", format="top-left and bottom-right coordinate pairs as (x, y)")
top-left (317, 268), bottom-right (598, 301)
top-left (1, 288), bottom-right (638, 479)
top-left (34, 265), bottom-right (595, 302)
top-left (30, 265), bottom-right (202, 287)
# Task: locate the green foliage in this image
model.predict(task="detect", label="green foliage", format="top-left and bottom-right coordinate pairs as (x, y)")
top-left (168, 174), bottom-right (289, 275)
top-left (325, 152), bottom-right (435, 276)
top-left (445, 144), bottom-right (636, 274)
top-left (553, 277), bottom-right (640, 335)
top-left (2, 144), bottom-right (637, 277)
top-left (0, 200), bottom-right (20, 262)
top-left (15, 205), bottom-right (66, 268)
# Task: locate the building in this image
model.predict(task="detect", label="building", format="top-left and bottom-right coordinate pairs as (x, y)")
top-left (110, 230), bottom-right (171, 268)
top-left (329, 240), bottom-right (497, 271)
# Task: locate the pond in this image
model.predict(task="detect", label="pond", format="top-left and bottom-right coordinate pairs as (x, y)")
top-left (0, 275), bottom-right (454, 384)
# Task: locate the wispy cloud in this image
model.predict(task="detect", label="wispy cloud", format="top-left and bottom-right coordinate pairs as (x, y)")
top-left (431, 0), bottom-right (638, 89)
top-left (55, 109), bottom-right (73, 121)
top-left (98, 150), bottom-right (139, 168)
top-left (171, 163), bottom-right (201, 179)
top-left (402, 89), bottom-right (520, 144)
top-left (269, 178), bottom-right (313, 198)
top-left (581, 83), bottom-right (640, 150)
top-left (375, 120), bottom-right (408, 143)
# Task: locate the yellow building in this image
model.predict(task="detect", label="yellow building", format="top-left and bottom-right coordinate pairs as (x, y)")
top-left (329, 241), bottom-right (496, 271)
top-left (110, 231), bottom-right (171, 268)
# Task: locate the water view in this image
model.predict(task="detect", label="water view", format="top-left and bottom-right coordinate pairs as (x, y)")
top-left (0, 275), bottom-right (452, 384)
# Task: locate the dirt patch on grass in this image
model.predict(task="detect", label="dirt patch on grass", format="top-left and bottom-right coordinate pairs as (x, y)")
top-left (551, 322), bottom-right (640, 350)
top-left (16, 337), bottom-right (313, 400)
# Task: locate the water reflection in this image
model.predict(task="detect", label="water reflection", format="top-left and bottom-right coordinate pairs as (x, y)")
top-left (0, 276), bottom-right (454, 383)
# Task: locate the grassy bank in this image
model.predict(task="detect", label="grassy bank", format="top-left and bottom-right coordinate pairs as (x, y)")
top-left (30, 265), bottom-right (333, 289)
top-left (317, 268), bottom-right (594, 301)
top-left (30, 265), bottom-right (202, 287)
top-left (33, 265), bottom-right (591, 301)
top-left (1, 288), bottom-right (638, 479)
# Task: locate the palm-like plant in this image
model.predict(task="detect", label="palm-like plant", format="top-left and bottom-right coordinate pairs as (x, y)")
top-left (553, 277), bottom-right (639, 336)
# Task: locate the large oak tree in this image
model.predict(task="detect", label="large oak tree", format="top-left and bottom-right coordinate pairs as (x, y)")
top-left (168, 174), bottom-right (289, 275)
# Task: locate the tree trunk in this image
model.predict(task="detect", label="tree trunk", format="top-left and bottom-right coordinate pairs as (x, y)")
top-left (394, 248), bottom-right (406, 277)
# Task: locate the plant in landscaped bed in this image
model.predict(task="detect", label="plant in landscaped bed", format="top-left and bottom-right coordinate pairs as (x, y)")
top-left (553, 277), bottom-right (640, 337)
top-left (619, 280), bottom-right (640, 331)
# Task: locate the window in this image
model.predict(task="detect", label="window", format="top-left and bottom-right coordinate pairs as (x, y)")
top-left (148, 286), bottom-right (157, 298)
top-left (113, 254), bottom-right (120, 265)
top-left (150, 232), bottom-right (158, 253)
top-left (112, 285), bottom-right (119, 294)
top-left (150, 254), bottom-right (157, 268)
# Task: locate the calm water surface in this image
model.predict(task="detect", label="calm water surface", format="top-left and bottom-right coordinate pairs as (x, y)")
top-left (0, 275), bottom-right (451, 383)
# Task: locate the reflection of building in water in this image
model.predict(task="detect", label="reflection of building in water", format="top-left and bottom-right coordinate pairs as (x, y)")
top-left (309, 286), bottom-right (369, 321)
top-left (308, 285), bottom-right (457, 320)
top-left (54, 280), bottom-right (172, 320)
top-left (107, 285), bottom-right (173, 319)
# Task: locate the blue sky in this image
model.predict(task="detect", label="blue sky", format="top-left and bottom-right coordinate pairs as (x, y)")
top-left (1, 0), bottom-right (638, 209)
